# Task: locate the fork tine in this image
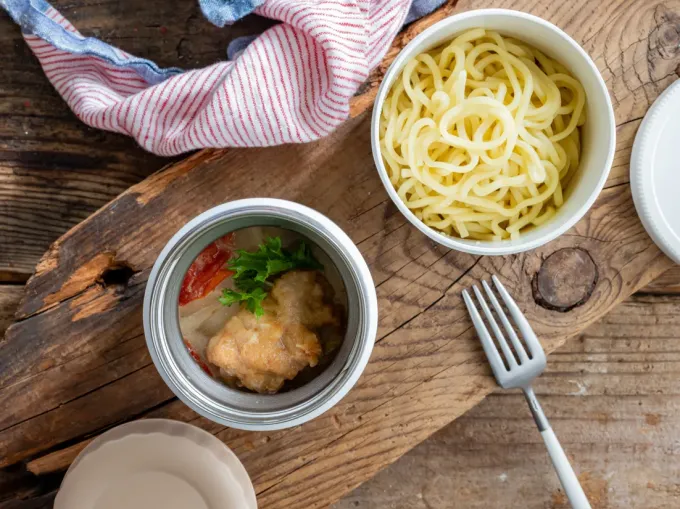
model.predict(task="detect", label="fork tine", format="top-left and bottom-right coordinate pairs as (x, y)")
top-left (491, 275), bottom-right (545, 360)
top-left (482, 280), bottom-right (529, 363)
top-left (472, 285), bottom-right (517, 368)
top-left (462, 289), bottom-right (507, 377)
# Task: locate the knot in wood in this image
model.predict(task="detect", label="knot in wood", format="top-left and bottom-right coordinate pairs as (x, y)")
top-left (532, 248), bottom-right (598, 312)
top-left (651, 6), bottom-right (680, 59)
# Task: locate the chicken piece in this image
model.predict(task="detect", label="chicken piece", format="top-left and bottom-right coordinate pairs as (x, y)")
top-left (268, 270), bottom-right (338, 328)
top-left (206, 270), bottom-right (339, 393)
top-left (207, 310), bottom-right (322, 393)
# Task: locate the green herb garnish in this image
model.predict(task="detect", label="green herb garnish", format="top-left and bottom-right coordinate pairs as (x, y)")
top-left (218, 286), bottom-right (268, 317)
top-left (218, 236), bottom-right (322, 317)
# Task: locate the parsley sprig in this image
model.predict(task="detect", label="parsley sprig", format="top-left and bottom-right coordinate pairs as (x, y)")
top-left (218, 236), bottom-right (322, 317)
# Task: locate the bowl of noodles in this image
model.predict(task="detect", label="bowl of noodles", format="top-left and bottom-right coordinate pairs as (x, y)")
top-left (371, 9), bottom-right (615, 255)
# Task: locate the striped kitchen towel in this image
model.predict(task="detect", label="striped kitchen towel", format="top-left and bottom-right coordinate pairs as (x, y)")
top-left (2, 0), bottom-right (445, 156)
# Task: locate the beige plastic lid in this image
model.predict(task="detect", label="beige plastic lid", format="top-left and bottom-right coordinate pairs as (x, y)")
top-left (54, 419), bottom-right (257, 509)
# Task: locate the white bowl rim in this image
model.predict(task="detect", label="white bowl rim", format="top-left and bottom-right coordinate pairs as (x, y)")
top-left (371, 8), bottom-right (616, 256)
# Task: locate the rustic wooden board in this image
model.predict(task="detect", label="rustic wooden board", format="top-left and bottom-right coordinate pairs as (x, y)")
top-left (335, 294), bottom-right (680, 509)
top-left (0, 286), bottom-right (23, 339)
top-left (3, 264), bottom-right (678, 346)
top-left (641, 265), bottom-right (680, 294)
top-left (2, 0), bottom-right (680, 507)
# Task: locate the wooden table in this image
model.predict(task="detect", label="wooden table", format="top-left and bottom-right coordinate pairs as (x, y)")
top-left (2, 1), bottom-right (680, 507)
top-left (334, 285), bottom-right (680, 509)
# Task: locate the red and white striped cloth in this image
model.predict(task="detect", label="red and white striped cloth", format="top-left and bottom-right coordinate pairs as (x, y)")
top-left (25, 1), bottom-right (411, 156)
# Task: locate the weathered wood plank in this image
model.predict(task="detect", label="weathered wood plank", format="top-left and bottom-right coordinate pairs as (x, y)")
top-left (335, 294), bottom-right (680, 509)
top-left (640, 266), bottom-right (680, 294)
top-left (0, 493), bottom-right (56, 509)
top-left (17, 292), bottom-right (680, 508)
top-left (0, 286), bottom-right (22, 339)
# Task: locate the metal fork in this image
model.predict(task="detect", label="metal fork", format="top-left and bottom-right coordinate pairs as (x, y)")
top-left (463, 275), bottom-right (591, 509)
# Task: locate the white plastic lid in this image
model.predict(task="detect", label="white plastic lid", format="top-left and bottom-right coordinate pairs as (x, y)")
top-left (631, 80), bottom-right (680, 264)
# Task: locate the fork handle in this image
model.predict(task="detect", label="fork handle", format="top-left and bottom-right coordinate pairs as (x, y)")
top-left (524, 388), bottom-right (591, 509)
top-left (541, 428), bottom-right (591, 508)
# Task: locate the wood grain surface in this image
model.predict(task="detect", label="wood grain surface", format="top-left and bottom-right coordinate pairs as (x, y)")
top-left (641, 266), bottom-right (680, 294)
top-left (2, 0), bottom-right (680, 508)
top-left (334, 295), bottom-right (680, 509)
top-left (3, 280), bottom-right (680, 508)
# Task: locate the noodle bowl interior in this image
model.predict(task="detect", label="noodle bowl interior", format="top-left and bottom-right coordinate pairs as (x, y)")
top-left (379, 28), bottom-right (587, 241)
top-left (178, 226), bottom-right (347, 394)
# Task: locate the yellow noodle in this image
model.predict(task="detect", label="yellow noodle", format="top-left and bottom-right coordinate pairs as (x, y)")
top-left (380, 29), bottom-right (586, 240)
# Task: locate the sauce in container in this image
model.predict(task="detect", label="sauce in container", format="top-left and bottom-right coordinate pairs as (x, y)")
top-left (178, 226), bottom-right (348, 393)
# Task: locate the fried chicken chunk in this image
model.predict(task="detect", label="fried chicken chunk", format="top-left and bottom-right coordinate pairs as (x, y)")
top-left (206, 270), bottom-right (338, 393)
top-left (268, 270), bottom-right (339, 328)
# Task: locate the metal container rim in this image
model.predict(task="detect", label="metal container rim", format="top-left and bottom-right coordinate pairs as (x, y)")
top-left (143, 198), bottom-right (377, 431)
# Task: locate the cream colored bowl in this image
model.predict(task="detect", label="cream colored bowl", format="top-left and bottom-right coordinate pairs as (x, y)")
top-left (54, 419), bottom-right (257, 509)
top-left (371, 9), bottom-right (615, 255)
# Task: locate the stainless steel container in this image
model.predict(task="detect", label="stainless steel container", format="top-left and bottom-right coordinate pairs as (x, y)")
top-left (143, 198), bottom-right (377, 431)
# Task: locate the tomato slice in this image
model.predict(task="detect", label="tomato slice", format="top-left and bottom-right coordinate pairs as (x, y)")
top-left (179, 232), bottom-right (235, 306)
top-left (184, 340), bottom-right (213, 376)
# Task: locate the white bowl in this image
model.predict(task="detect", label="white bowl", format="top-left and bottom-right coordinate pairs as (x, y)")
top-left (371, 9), bottom-right (615, 256)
